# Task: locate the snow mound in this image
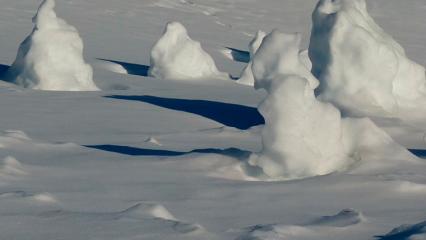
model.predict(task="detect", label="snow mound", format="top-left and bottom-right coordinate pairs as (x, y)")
top-left (249, 31), bottom-right (416, 180)
top-left (252, 30), bottom-right (319, 90)
top-left (307, 209), bottom-right (365, 227)
top-left (309, 0), bottom-right (426, 117)
top-left (93, 60), bottom-right (128, 75)
top-left (237, 209), bottom-right (364, 240)
top-left (5, 0), bottom-right (99, 91)
top-left (0, 156), bottom-right (27, 183)
top-left (121, 203), bottom-right (178, 221)
top-left (149, 21), bottom-right (228, 81)
top-left (0, 130), bottom-right (78, 151)
top-left (238, 31), bottom-right (314, 87)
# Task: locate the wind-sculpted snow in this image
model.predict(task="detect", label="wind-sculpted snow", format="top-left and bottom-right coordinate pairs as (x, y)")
top-left (149, 21), bottom-right (228, 81)
top-left (5, 0), bottom-right (98, 91)
top-left (309, 0), bottom-right (426, 118)
top-left (248, 31), bottom-right (417, 179)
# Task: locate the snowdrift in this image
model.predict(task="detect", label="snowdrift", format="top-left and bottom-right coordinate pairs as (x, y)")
top-left (5, 0), bottom-right (98, 91)
top-left (309, 0), bottom-right (426, 117)
top-left (149, 21), bottom-right (228, 81)
top-left (249, 31), bottom-right (416, 180)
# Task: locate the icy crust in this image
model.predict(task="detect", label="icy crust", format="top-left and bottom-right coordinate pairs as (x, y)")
top-left (309, 0), bottom-right (426, 117)
top-left (249, 31), bottom-right (416, 180)
top-left (5, 0), bottom-right (98, 91)
top-left (149, 22), bottom-right (228, 81)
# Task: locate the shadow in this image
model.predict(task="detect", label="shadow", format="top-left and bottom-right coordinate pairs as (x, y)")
top-left (106, 95), bottom-right (265, 130)
top-left (0, 64), bottom-right (10, 80)
top-left (408, 149), bottom-right (426, 158)
top-left (85, 145), bottom-right (251, 158)
top-left (97, 58), bottom-right (150, 77)
top-left (375, 220), bottom-right (426, 240)
top-left (226, 47), bottom-right (250, 63)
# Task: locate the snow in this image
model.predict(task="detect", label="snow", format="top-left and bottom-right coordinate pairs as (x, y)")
top-left (309, 0), bottom-right (426, 119)
top-left (4, 0), bottom-right (98, 91)
top-left (149, 21), bottom-right (228, 81)
top-left (0, 0), bottom-right (425, 239)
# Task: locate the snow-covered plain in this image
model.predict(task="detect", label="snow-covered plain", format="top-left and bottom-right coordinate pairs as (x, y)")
top-left (0, 0), bottom-right (426, 239)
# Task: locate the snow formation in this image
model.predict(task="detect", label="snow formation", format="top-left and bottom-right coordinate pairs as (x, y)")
top-left (309, 0), bottom-right (426, 117)
top-left (248, 31), bottom-right (415, 179)
top-left (5, 0), bottom-right (98, 91)
top-left (149, 21), bottom-right (228, 81)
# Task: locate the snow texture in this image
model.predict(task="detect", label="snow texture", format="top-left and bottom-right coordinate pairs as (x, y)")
top-left (5, 0), bottom-right (98, 91)
top-left (309, 0), bottom-right (426, 117)
top-left (149, 21), bottom-right (228, 81)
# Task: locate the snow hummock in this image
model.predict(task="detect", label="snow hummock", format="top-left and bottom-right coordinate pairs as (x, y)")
top-left (5, 0), bottom-right (99, 91)
top-left (309, 0), bottom-right (426, 117)
top-left (248, 31), bottom-right (416, 180)
top-left (149, 21), bottom-right (228, 81)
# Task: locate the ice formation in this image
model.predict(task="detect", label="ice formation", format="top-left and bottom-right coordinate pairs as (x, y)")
top-left (149, 21), bottom-right (228, 81)
top-left (249, 31), bottom-right (415, 179)
top-left (5, 0), bottom-right (98, 91)
top-left (309, 0), bottom-right (426, 117)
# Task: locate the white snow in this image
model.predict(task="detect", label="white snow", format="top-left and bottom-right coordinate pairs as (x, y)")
top-left (0, 0), bottom-right (425, 239)
top-left (309, 0), bottom-right (426, 118)
top-left (149, 21), bottom-right (228, 81)
top-left (4, 0), bottom-right (98, 91)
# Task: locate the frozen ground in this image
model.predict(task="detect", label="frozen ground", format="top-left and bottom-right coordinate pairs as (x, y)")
top-left (0, 0), bottom-right (426, 239)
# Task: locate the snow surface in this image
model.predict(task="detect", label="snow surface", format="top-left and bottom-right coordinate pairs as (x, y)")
top-left (0, 0), bottom-right (426, 239)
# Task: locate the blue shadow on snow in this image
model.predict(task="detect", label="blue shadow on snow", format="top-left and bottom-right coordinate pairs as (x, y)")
top-left (105, 95), bottom-right (265, 130)
top-left (84, 145), bottom-right (250, 158)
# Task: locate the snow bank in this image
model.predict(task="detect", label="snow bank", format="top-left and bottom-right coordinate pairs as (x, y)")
top-left (249, 31), bottom-right (415, 179)
top-left (149, 21), bottom-right (228, 81)
top-left (309, 0), bottom-right (426, 117)
top-left (5, 0), bottom-right (99, 91)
